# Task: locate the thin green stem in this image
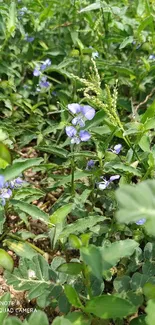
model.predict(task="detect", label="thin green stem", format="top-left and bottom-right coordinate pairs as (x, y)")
top-left (7, 233), bottom-right (45, 256)
top-left (71, 145), bottom-right (75, 196)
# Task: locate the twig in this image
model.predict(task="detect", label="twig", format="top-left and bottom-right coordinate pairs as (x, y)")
top-left (135, 87), bottom-right (155, 113)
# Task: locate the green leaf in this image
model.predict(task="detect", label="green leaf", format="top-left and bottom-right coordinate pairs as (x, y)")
top-left (4, 240), bottom-right (38, 259)
top-left (138, 16), bottom-right (153, 34)
top-left (80, 240), bottom-right (138, 280)
top-left (139, 135), bottom-right (150, 152)
top-left (119, 36), bottom-right (134, 49)
top-left (7, 1), bottom-right (17, 35)
top-left (1, 158), bottom-right (43, 182)
top-left (145, 299), bottom-right (155, 325)
top-left (36, 145), bottom-right (68, 158)
top-left (84, 295), bottom-right (136, 319)
top-left (49, 204), bottom-right (73, 225)
top-left (0, 249), bottom-right (14, 272)
top-left (3, 318), bottom-right (23, 325)
top-left (64, 285), bottom-right (83, 308)
top-left (0, 142), bottom-right (11, 165)
top-left (0, 293), bottom-right (10, 323)
top-left (57, 262), bottom-right (83, 275)
top-left (65, 312), bottom-right (91, 325)
top-left (143, 283), bottom-right (155, 300)
top-left (11, 200), bottom-right (49, 223)
top-left (60, 215), bottom-right (104, 241)
top-left (115, 180), bottom-right (155, 236)
top-left (129, 315), bottom-right (147, 324)
top-left (28, 311), bottom-right (49, 325)
top-left (79, 2), bottom-right (101, 13)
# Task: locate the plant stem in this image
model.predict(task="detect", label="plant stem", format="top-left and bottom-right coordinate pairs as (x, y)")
top-left (71, 145), bottom-right (75, 196)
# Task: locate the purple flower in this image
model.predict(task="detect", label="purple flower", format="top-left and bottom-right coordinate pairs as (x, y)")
top-left (40, 59), bottom-right (51, 70)
top-left (25, 35), bottom-right (34, 43)
top-left (15, 177), bottom-right (23, 185)
top-left (79, 130), bottom-right (91, 141)
top-left (0, 189), bottom-right (12, 206)
top-left (109, 175), bottom-right (120, 181)
top-left (149, 55), bottom-right (155, 60)
top-left (33, 68), bottom-right (40, 77)
top-left (72, 116), bottom-right (85, 127)
top-left (19, 7), bottom-right (28, 15)
top-left (92, 51), bottom-right (99, 59)
top-left (71, 137), bottom-right (80, 144)
top-left (0, 176), bottom-right (4, 189)
top-left (68, 103), bottom-right (81, 114)
top-left (113, 144), bottom-right (122, 154)
top-left (86, 160), bottom-right (95, 170)
top-left (97, 175), bottom-right (120, 190)
top-left (66, 126), bottom-right (77, 138)
top-left (136, 218), bottom-right (146, 225)
top-left (81, 105), bottom-right (95, 120)
top-left (39, 76), bottom-right (50, 88)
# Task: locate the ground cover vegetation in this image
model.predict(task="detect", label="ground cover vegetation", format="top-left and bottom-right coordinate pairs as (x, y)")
top-left (0, 0), bottom-right (155, 324)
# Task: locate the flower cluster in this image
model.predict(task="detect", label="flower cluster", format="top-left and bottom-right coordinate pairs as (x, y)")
top-left (0, 176), bottom-right (23, 206)
top-left (19, 7), bottom-right (28, 16)
top-left (149, 54), bottom-right (155, 60)
top-left (33, 59), bottom-right (51, 77)
top-left (97, 175), bottom-right (120, 190)
top-left (65, 103), bottom-right (95, 144)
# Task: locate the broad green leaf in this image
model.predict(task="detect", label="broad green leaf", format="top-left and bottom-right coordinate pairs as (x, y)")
top-left (11, 200), bottom-right (49, 223)
top-left (57, 262), bottom-right (83, 275)
top-left (28, 311), bottom-right (49, 325)
top-left (85, 295), bottom-right (136, 319)
top-left (4, 240), bottom-right (38, 259)
top-left (1, 158), bottom-right (43, 181)
top-left (116, 180), bottom-right (155, 236)
top-left (139, 135), bottom-right (150, 152)
top-left (0, 293), bottom-right (10, 323)
top-left (60, 215), bottom-right (104, 241)
top-left (0, 249), bottom-right (14, 272)
top-left (3, 318), bottom-right (22, 325)
top-left (49, 204), bottom-right (73, 224)
top-left (81, 240), bottom-right (138, 280)
top-left (143, 283), bottom-right (155, 300)
top-left (145, 299), bottom-right (155, 325)
top-left (0, 142), bottom-right (11, 165)
top-left (104, 162), bottom-right (141, 176)
top-left (64, 285), bottom-right (83, 308)
top-left (47, 171), bottom-right (91, 189)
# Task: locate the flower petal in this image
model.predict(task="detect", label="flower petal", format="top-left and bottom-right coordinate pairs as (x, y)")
top-left (68, 103), bottom-right (81, 114)
top-left (81, 105), bottom-right (95, 120)
top-left (79, 130), bottom-right (91, 141)
top-left (65, 126), bottom-right (77, 138)
top-left (0, 175), bottom-right (5, 189)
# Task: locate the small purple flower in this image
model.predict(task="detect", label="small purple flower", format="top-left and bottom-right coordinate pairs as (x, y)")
top-left (39, 76), bottom-right (50, 88)
top-left (68, 103), bottom-right (81, 114)
top-left (79, 130), bottom-right (91, 142)
top-left (33, 68), bottom-right (40, 77)
top-left (71, 137), bottom-right (80, 144)
top-left (40, 59), bottom-right (51, 70)
top-left (92, 51), bottom-right (99, 59)
top-left (81, 105), bottom-right (95, 120)
top-left (0, 176), bottom-right (4, 189)
top-left (136, 218), bottom-right (146, 225)
top-left (86, 160), bottom-right (95, 170)
top-left (19, 7), bottom-right (28, 15)
top-left (109, 175), bottom-right (120, 181)
top-left (15, 177), bottom-right (23, 185)
top-left (149, 55), bottom-right (155, 60)
top-left (72, 116), bottom-right (85, 127)
top-left (25, 35), bottom-right (34, 43)
top-left (66, 126), bottom-right (77, 138)
top-left (113, 144), bottom-right (122, 155)
top-left (97, 175), bottom-right (120, 190)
